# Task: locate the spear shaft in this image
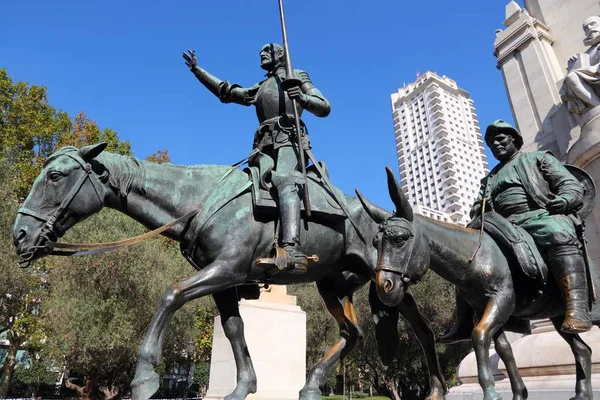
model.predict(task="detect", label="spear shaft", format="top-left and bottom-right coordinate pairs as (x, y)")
top-left (277, 0), bottom-right (311, 217)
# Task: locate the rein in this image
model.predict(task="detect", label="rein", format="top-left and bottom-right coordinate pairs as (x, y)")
top-left (19, 155), bottom-right (247, 266)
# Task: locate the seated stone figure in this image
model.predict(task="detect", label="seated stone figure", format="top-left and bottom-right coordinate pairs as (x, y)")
top-left (561, 16), bottom-right (600, 115)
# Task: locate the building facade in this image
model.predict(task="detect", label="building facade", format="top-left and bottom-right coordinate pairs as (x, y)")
top-left (391, 71), bottom-right (488, 226)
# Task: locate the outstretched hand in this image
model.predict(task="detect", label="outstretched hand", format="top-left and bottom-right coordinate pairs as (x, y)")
top-left (183, 49), bottom-right (197, 71)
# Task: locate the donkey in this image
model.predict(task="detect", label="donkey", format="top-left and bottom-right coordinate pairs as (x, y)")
top-left (360, 167), bottom-right (600, 400)
top-left (13, 143), bottom-right (447, 400)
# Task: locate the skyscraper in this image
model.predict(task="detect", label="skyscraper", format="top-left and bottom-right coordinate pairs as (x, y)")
top-left (391, 71), bottom-right (488, 225)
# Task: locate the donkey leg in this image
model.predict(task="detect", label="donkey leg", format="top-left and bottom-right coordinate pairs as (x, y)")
top-left (493, 329), bottom-right (527, 400)
top-left (472, 294), bottom-right (514, 400)
top-left (299, 278), bottom-right (363, 400)
top-left (212, 288), bottom-right (257, 400)
top-left (131, 258), bottom-right (248, 400)
top-left (550, 316), bottom-right (593, 400)
top-left (398, 290), bottom-right (447, 400)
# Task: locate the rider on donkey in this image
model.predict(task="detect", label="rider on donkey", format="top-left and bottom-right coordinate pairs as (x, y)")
top-left (182, 44), bottom-right (331, 273)
top-left (442, 119), bottom-right (591, 337)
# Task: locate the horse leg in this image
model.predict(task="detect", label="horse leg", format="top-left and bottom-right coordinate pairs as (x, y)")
top-left (550, 316), bottom-right (593, 400)
top-left (131, 258), bottom-right (248, 400)
top-left (397, 290), bottom-right (447, 400)
top-left (472, 294), bottom-right (514, 400)
top-left (299, 278), bottom-right (363, 400)
top-left (493, 329), bottom-right (527, 400)
top-left (212, 288), bottom-right (257, 400)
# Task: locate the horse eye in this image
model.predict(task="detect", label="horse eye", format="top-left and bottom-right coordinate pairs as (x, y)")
top-left (49, 171), bottom-right (63, 181)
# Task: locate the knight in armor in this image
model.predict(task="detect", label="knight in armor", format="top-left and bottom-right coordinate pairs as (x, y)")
top-left (183, 44), bottom-right (331, 272)
top-left (442, 120), bottom-right (591, 339)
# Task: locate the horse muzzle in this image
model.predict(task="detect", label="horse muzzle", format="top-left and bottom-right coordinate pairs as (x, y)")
top-left (13, 214), bottom-right (55, 265)
top-left (375, 268), bottom-right (406, 307)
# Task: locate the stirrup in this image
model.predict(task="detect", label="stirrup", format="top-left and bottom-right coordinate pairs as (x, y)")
top-left (254, 246), bottom-right (319, 275)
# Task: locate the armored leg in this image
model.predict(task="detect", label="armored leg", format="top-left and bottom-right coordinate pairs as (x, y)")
top-left (269, 146), bottom-right (309, 273)
top-left (548, 246), bottom-right (592, 334)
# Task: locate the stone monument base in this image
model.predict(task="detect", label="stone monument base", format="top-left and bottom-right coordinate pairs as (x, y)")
top-left (447, 323), bottom-right (600, 400)
top-left (204, 286), bottom-right (306, 400)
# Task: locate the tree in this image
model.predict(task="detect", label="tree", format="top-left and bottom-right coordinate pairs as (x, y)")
top-left (145, 149), bottom-right (171, 164)
top-left (39, 208), bottom-right (201, 399)
top-left (0, 152), bottom-right (50, 398)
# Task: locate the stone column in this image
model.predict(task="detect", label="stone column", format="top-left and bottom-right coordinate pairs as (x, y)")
top-left (204, 286), bottom-right (306, 400)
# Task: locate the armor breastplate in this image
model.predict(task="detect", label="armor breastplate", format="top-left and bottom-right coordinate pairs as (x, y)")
top-left (254, 72), bottom-right (303, 123)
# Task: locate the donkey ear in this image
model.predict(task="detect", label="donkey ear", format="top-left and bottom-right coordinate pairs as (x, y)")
top-left (385, 166), bottom-right (413, 221)
top-left (79, 142), bottom-right (108, 162)
top-left (356, 189), bottom-right (391, 224)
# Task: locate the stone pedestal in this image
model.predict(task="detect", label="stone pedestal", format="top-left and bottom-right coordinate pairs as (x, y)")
top-left (204, 286), bottom-right (306, 400)
top-left (447, 321), bottom-right (600, 399)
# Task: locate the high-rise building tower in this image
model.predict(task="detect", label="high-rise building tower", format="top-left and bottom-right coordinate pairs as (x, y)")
top-left (391, 71), bottom-right (488, 225)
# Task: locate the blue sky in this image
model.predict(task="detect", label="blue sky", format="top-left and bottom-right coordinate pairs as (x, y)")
top-left (1, 0), bottom-right (515, 210)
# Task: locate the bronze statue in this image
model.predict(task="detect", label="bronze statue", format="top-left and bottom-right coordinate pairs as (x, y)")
top-left (360, 121), bottom-right (600, 400)
top-left (13, 144), bottom-right (448, 400)
top-left (183, 43), bottom-right (330, 273)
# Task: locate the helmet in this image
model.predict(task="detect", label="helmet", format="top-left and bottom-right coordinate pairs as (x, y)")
top-left (484, 119), bottom-right (523, 149)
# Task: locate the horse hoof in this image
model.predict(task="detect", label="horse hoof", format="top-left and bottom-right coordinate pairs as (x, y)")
top-left (299, 388), bottom-right (322, 400)
top-left (131, 370), bottom-right (160, 400)
top-left (223, 383), bottom-right (257, 400)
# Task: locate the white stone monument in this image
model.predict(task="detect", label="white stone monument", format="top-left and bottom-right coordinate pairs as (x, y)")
top-left (204, 285), bottom-right (306, 400)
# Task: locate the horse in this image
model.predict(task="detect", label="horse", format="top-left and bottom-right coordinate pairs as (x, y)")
top-left (13, 143), bottom-right (448, 400)
top-left (359, 167), bottom-right (600, 400)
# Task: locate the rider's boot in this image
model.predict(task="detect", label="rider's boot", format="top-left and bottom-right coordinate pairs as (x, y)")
top-left (549, 249), bottom-right (592, 334)
top-left (438, 290), bottom-right (474, 343)
top-left (278, 183), bottom-right (309, 274)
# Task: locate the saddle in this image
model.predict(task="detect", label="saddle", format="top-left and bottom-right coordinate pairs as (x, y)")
top-left (244, 162), bottom-right (347, 221)
top-left (469, 211), bottom-right (548, 282)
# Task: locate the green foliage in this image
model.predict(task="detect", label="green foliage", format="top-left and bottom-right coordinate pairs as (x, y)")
top-left (42, 209), bottom-right (200, 393)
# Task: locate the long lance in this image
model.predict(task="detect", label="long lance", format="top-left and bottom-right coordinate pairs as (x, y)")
top-left (277, 0), bottom-right (312, 218)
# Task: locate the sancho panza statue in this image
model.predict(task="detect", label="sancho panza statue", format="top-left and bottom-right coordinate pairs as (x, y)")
top-left (561, 16), bottom-right (600, 115)
top-left (183, 44), bottom-right (331, 272)
top-left (475, 120), bottom-right (590, 333)
top-left (442, 120), bottom-right (592, 341)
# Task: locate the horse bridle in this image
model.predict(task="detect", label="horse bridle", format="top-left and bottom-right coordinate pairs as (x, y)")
top-left (17, 152), bottom-right (104, 263)
top-left (374, 218), bottom-right (418, 285)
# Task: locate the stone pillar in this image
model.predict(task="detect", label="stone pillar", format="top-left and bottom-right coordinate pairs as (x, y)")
top-left (204, 286), bottom-right (306, 400)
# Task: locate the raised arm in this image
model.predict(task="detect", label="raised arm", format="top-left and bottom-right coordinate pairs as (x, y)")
top-left (183, 49), bottom-right (257, 106)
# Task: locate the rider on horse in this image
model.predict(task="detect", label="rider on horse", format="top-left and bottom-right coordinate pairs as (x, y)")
top-left (443, 120), bottom-right (591, 337)
top-left (183, 43), bottom-right (331, 273)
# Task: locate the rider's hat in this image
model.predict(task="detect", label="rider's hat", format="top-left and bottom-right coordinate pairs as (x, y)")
top-left (485, 119), bottom-right (523, 149)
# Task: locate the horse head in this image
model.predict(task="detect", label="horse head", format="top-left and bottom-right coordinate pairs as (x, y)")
top-left (371, 167), bottom-right (430, 307)
top-left (13, 143), bottom-right (108, 263)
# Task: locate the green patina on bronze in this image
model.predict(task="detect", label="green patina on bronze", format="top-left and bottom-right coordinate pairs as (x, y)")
top-left (13, 144), bottom-right (449, 400)
top-left (183, 42), bottom-right (331, 272)
top-left (366, 120), bottom-right (599, 400)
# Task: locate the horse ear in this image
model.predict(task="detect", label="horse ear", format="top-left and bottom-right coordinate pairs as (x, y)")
top-left (385, 166), bottom-right (413, 221)
top-left (79, 142), bottom-right (108, 162)
top-left (356, 189), bottom-right (391, 223)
